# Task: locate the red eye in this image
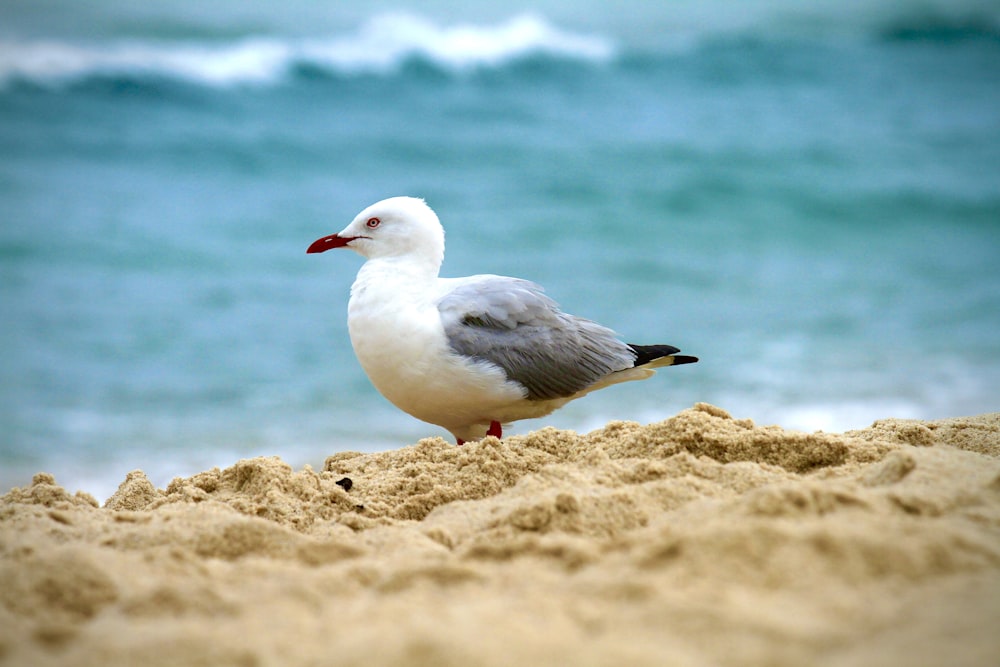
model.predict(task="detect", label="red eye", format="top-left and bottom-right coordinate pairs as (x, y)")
top-left (366, 217), bottom-right (381, 229)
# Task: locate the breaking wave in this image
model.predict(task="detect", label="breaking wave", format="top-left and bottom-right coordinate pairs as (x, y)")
top-left (0, 13), bottom-right (615, 89)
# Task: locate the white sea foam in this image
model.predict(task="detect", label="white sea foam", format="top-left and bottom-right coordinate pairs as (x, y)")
top-left (0, 13), bottom-right (615, 89)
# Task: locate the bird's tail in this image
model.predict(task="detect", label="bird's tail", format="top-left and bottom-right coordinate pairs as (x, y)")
top-left (627, 344), bottom-right (699, 369)
top-left (569, 344), bottom-right (696, 399)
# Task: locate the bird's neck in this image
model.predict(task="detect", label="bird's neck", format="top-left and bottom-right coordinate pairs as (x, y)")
top-left (351, 256), bottom-right (441, 304)
top-left (363, 254), bottom-right (440, 280)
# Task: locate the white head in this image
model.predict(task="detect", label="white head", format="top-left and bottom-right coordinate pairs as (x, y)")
top-left (307, 196), bottom-right (445, 270)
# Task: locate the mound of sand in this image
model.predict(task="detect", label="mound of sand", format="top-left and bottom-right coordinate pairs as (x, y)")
top-left (2, 404), bottom-right (999, 666)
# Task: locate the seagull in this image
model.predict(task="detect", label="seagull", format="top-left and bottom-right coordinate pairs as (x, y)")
top-left (307, 196), bottom-right (697, 445)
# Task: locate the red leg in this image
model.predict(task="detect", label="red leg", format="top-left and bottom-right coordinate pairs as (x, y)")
top-left (457, 421), bottom-right (501, 446)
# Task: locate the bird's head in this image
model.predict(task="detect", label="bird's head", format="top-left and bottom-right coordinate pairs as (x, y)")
top-left (307, 196), bottom-right (445, 269)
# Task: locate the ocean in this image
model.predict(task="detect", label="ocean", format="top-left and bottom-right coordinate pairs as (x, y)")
top-left (2, 1), bottom-right (999, 500)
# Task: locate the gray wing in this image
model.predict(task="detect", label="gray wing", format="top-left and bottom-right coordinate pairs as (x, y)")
top-left (437, 277), bottom-right (636, 401)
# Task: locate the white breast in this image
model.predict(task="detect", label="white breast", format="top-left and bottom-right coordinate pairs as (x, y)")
top-left (347, 264), bottom-right (524, 432)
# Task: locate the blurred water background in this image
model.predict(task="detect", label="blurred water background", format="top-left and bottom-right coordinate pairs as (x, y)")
top-left (2, 0), bottom-right (999, 499)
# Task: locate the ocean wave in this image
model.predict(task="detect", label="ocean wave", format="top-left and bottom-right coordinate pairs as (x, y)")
top-left (0, 13), bottom-right (615, 89)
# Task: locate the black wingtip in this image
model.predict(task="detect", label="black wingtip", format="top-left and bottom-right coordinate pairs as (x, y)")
top-left (670, 355), bottom-right (699, 366)
top-left (628, 344), bottom-right (698, 367)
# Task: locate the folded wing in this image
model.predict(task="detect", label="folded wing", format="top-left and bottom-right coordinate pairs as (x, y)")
top-left (438, 277), bottom-right (636, 401)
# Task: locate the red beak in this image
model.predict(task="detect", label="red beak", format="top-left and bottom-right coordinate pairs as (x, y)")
top-left (307, 234), bottom-right (357, 254)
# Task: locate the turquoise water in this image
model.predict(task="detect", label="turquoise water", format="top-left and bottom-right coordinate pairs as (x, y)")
top-left (2, 1), bottom-right (999, 499)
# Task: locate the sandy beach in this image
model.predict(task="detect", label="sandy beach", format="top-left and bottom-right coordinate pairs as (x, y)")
top-left (2, 403), bottom-right (999, 666)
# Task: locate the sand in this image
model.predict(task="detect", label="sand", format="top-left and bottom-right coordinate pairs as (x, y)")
top-left (1, 403), bottom-right (999, 666)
